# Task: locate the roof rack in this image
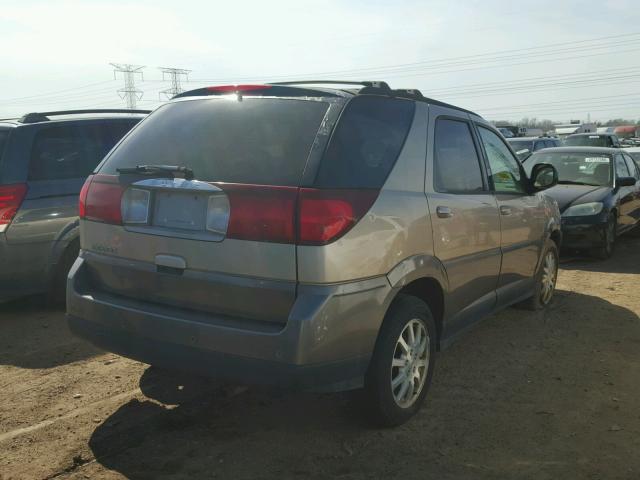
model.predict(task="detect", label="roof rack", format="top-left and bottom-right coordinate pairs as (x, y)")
top-left (176, 81), bottom-right (479, 117)
top-left (19, 109), bottom-right (151, 124)
top-left (269, 80), bottom-right (391, 90)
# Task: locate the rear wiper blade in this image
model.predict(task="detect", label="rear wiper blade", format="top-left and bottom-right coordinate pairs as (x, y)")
top-left (558, 180), bottom-right (599, 186)
top-left (116, 165), bottom-right (194, 180)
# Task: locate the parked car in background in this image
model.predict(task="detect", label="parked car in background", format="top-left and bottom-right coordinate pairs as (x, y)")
top-left (563, 133), bottom-right (622, 148)
top-left (524, 147), bottom-right (640, 259)
top-left (67, 81), bottom-right (562, 426)
top-left (0, 109), bottom-right (147, 303)
top-left (507, 136), bottom-right (561, 160)
top-left (626, 147), bottom-right (640, 163)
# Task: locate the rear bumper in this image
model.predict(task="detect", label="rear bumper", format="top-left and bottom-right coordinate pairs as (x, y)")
top-left (66, 254), bottom-right (393, 392)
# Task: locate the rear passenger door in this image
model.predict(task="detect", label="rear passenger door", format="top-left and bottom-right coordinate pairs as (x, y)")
top-left (475, 124), bottom-right (545, 306)
top-left (427, 111), bottom-right (501, 337)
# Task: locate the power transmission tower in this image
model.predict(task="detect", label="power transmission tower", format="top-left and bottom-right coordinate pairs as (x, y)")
top-left (110, 63), bottom-right (145, 109)
top-left (159, 67), bottom-right (191, 99)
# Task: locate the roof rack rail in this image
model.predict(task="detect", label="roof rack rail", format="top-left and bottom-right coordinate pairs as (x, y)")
top-left (269, 80), bottom-right (391, 90)
top-left (19, 109), bottom-right (151, 124)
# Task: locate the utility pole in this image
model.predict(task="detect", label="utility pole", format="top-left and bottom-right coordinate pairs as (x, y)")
top-left (110, 63), bottom-right (145, 109)
top-left (159, 67), bottom-right (191, 99)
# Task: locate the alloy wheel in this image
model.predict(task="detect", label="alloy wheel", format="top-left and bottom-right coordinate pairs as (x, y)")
top-left (390, 319), bottom-right (430, 408)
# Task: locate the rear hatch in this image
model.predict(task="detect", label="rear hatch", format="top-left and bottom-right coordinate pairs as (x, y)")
top-left (80, 94), bottom-right (338, 326)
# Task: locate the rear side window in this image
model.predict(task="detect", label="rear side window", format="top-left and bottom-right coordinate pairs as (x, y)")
top-left (29, 121), bottom-right (138, 181)
top-left (314, 96), bottom-right (415, 188)
top-left (101, 99), bottom-right (329, 186)
top-left (433, 118), bottom-right (484, 193)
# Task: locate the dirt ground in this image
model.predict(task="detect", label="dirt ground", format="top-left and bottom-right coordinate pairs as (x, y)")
top-left (1, 238), bottom-right (639, 480)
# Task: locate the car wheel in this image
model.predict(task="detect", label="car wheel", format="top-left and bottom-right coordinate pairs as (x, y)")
top-left (363, 294), bottom-right (436, 427)
top-left (592, 215), bottom-right (616, 260)
top-left (521, 240), bottom-right (559, 311)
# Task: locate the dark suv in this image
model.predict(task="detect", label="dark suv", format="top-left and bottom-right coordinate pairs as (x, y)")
top-left (563, 133), bottom-right (622, 148)
top-left (0, 109), bottom-right (147, 302)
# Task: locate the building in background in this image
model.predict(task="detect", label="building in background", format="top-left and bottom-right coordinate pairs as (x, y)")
top-left (554, 121), bottom-right (597, 137)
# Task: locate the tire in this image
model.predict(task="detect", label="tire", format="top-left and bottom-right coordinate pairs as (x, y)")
top-left (591, 214), bottom-right (616, 260)
top-left (363, 294), bottom-right (437, 427)
top-left (520, 240), bottom-right (559, 311)
top-left (47, 242), bottom-right (79, 307)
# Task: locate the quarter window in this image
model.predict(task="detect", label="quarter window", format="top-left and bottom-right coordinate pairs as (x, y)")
top-left (478, 126), bottom-right (526, 194)
top-left (433, 118), bottom-right (485, 193)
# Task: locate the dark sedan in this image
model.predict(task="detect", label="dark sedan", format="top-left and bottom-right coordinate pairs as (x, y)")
top-left (524, 147), bottom-right (640, 259)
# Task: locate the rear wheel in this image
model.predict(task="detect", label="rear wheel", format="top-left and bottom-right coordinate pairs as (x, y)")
top-left (363, 295), bottom-right (436, 427)
top-left (592, 215), bottom-right (616, 260)
top-left (521, 240), bottom-right (559, 311)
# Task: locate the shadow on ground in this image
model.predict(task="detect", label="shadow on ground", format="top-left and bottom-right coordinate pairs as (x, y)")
top-left (0, 295), bottom-right (101, 368)
top-left (560, 234), bottom-right (640, 274)
top-left (88, 289), bottom-right (640, 480)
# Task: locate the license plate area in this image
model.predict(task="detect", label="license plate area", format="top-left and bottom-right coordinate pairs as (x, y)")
top-left (153, 191), bottom-right (207, 231)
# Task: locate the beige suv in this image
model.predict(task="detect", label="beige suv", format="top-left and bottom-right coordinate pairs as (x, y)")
top-left (67, 81), bottom-right (561, 426)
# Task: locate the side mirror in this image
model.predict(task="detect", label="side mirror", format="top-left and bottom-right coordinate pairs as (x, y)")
top-left (530, 163), bottom-right (558, 191)
top-left (617, 176), bottom-right (637, 187)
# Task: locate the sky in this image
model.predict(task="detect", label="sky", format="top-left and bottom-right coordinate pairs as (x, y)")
top-left (1, 0), bottom-right (639, 123)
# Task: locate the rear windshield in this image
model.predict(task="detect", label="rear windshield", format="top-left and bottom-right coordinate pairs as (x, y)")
top-left (563, 135), bottom-right (610, 147)
top-left (315, 96), bottom-right (415, 188)
top-left (100, 98), bottom-right (330, 186)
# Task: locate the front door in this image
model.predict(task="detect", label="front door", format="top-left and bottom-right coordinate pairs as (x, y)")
top-left (475, 124), bottom-right (546, 307)
top-left (427, 111), bottom-right (501, 338)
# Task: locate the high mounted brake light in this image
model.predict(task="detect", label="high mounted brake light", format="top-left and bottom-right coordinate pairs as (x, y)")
top-left (206, 85), bottom-right (272, 93)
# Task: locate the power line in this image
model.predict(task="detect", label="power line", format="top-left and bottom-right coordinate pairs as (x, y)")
top-left (110, 63), bottom-right (145, 109)
top-left (159, 67), bottom-right (191, 99)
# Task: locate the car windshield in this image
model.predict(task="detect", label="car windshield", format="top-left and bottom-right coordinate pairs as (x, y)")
top-left (628, 151), bottom-right (640, 163)
top-left (507, 140), bottom-right (534, 160)
top-left (563, 135), bottom-right (609, 147)
top-left (525, 151), bottom-right (612, 186)
top-left (100, 98), bottom-right (330, 186)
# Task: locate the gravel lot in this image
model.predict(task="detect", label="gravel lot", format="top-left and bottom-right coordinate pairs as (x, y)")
top-left (1, 237), bottom-right (639, 480)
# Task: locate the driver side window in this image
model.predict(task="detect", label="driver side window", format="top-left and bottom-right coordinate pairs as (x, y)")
top-left (477, 126), bottom-right (527, 194)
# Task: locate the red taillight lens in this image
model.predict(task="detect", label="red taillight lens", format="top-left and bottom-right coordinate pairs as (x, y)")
top-left (221, 184), bottom-right (297, 243)
top-left (80, 174), bottom-right (124, 225)
top-left (206, 85), bottom-right (271, 93)
top-left (78, 175), bottom-right (92, 219)
top-left (298, 189), bottom-right (379, 245)
top-left (0, 183), bottom-right (28, 228)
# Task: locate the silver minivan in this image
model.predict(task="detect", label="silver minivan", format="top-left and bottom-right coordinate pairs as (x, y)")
top-left (67, 81), bottom-right (562, 425)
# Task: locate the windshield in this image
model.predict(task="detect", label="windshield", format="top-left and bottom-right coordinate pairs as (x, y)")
top-left (629, 151), bottom-right (640, 163)
top-left (100, 98), bottom-right (330, 186)
top-left (507, 140), bottom-right (534, 160)
top-left (525, 151), bottom-right (612, 186)
top-left (563, 135), bottom-right (609, 147)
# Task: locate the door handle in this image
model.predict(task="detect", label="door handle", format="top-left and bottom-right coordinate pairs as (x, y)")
top-left (500, 206), bottom-right (512, 216)
top-left (436, 206), bottom-right (453, 218)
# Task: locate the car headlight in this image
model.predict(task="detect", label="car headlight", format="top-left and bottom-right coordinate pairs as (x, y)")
top-left (562, 202), bottom-right (604, 217)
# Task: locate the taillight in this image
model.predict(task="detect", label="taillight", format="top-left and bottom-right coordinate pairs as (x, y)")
top-left (221, 184), bottom-right (297, 243)
top-left (0, 183), bottom-right (28, 232)
top-left (80, 174), bottom-right (124, 224)
top-left (298, 189), bottom-right (379, 246)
